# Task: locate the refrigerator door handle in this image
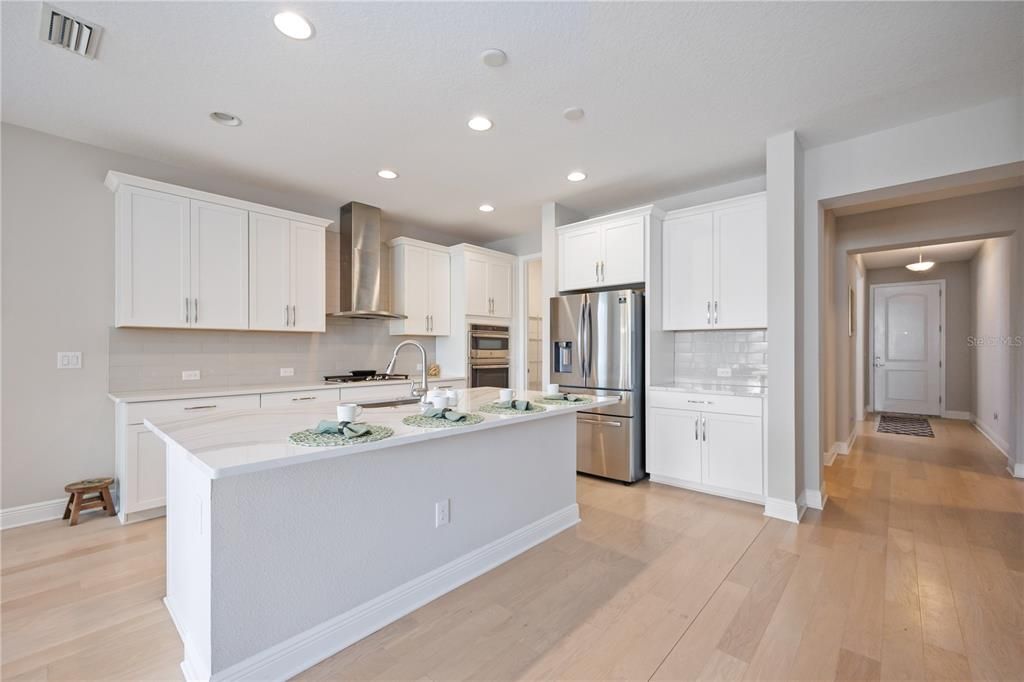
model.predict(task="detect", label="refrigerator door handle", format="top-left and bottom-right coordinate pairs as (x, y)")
top-left (584, 298), bottom-right (593, 381)
top-left (577, 299), bottom-right (586, 379)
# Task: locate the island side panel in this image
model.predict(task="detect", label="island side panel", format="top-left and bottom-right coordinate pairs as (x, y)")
top-left (165, 441), bottom-right (213, 681)
top-left (207, 412), bottom-right (577, 676)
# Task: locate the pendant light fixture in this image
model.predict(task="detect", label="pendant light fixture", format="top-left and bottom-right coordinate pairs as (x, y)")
top-left (905, 252), bottom-right (935, 272)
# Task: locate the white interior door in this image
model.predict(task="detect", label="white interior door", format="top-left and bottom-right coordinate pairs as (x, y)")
top-left (872, 282), bottom-right (943, 415)
top-left (190, 200), bottom-right (249, 329)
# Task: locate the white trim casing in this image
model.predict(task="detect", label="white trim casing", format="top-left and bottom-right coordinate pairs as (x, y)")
top-left (764, 496), bottom-right (805, 524)
top-left (0, 498), bottom-right (67, 530)
top-left (178, 504), bottom-right (580, 682)
top-left (943, 410), bottom-right (972, 420)
top-left (805, 483), bottom-right (828, 510)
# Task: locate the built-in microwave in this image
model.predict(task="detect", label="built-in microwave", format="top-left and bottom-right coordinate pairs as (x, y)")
top-left (468, 324), bottom-right (510, 360)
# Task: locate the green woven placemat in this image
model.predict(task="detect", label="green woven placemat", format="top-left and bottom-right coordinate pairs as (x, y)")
top-left (402, 413), bottom-right (485, 429)
top-left (535, 395), bottom-right (593, 406)
top-left (477, 402), bottom-right (547, 415)
top-left (289, 424), bottom-right (394, 447)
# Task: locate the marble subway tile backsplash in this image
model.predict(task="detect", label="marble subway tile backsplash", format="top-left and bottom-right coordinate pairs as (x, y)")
top-left (108, 318), bottom-right (437, 392)
top-left (674, 329), bottom-right (767, 385)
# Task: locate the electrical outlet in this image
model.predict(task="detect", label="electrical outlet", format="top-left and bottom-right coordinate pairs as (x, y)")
top-left (435, 499), bottom-right (450, 527)
top-left (182, 370), bottom-right (201, 381)
top-left (717, 367), bottom-right (732, 378)
top-left (280, 367), bottom-right (295, 377)
top-left (56, 352), bottom-right (82, 369)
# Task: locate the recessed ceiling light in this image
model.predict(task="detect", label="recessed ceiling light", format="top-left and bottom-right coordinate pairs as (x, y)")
top-left (567, 170), bottom-right (587, 182)
top-left (905, 252), bottom-right (935, 272)
top-left (479, 204), bottom-right (495, 213)
top-left (563, 107), bottom-right (585, 121)
top-left (273, 11), bottom-right (313, 40)
top-left (210, 111), bottom-right (242, 127)
top-left (481, 49), bottom-right (507, 67)
top-left (468, 116), bottom-right (493, 132)
top-left (377, 169), bottom-right (398, 180)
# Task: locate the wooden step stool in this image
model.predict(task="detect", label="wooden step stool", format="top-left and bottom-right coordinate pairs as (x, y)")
top-left (63, 477), bottom-right (116, 526)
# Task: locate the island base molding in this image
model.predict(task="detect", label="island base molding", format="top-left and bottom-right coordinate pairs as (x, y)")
top-left (175, 504), bottom-right (580, 682)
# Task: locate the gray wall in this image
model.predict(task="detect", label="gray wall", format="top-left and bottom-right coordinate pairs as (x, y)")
top-left (971, 237), bottom-right (1015, 450)
top-left (0, 124), bottom-right (462, 509)
top-left (864, 262), bottom-right (974, 414)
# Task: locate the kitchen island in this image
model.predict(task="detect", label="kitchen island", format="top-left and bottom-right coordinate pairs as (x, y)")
top-left (146, 388), bottom-right (613, 682)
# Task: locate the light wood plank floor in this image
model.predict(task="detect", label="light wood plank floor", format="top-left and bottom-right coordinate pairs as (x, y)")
top-left (3, 417), bottom-right (1021, 680)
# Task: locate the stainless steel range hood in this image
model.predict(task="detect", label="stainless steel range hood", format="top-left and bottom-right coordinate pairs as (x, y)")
top-left (327, 202), bottom-right (406, 320)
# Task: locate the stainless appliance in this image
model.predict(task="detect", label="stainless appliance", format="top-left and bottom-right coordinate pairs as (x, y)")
top-left (323, 372), bottom-right (410, 383)
top-left (327, 202), bottom-right (406, 320)
top-left (550, 288), bottom-right (644, 483)
top-left (468, 323), bottom-right (510, 388)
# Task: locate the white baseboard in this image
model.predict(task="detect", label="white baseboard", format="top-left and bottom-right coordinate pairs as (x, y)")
top-left (764, 496), bottom-right (804, 524)
top-left (823, 449), bottom-right (837, 467)
top-left (1012, 461), bottom-right (1024, 479)
top-left (649, 475), bottom-right (765, 507)
top-left (805, 483), bottom-right (828, 511)
top-left (0, 497), bottom-right (67, 530)
top-left (943, 410), bottom-right (972, 421)
top-left (973, 420), bottom-right (1010, 459)
top-left (195, 504), bottom-right (581, 682)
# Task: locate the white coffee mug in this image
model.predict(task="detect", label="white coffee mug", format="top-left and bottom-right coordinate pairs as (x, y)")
top-left (546, 383), bottom-right (560, 395)
top-left (427, 387), bottom-right (444, 399)
top-left (499, 388), bottom-right (515, 402)
top-left (429, 395), bottom-right (450, 410)
top-left (445, 388), bottom-right (460, 402)
top-left (337, 403), bottom-right (363, 422)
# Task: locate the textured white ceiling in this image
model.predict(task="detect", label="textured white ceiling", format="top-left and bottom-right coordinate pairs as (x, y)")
top-left (3, 2), bottom-right (1021, 238)
top-left (861, 239), bottom-right (986, 270)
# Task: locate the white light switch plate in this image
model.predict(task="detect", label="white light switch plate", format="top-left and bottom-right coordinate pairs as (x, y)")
top-left (717, 367), bottom-right (732, 377)
top-left (435, 499), bottom-right (450, 527)
top-left (182, 370), bottom-right (201, 381)
top-left (56, 352), bottom-right (82, 369)
top-left (280, 367), bottom-right (295, 377)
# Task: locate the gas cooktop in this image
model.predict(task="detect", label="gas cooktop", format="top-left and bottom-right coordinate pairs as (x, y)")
top-left (323, 373), bottom-right (410, 384)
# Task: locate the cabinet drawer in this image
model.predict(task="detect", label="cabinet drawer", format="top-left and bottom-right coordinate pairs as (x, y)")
top-left (648, 390), bottom-right (762, 417)
top-left (124, 394), bottom-right (260, 425)
top-left (341, 382), bottom-right (419, 403)
top-left (260, 388), bottom-right (341, 408)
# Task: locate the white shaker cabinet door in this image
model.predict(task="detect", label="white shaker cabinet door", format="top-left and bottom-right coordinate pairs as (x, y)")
top-left (647, 407), bottom-right (702, 484)
top-left (249, 212), bottom-right (292, 330)
top-left (701, 413), bottom-right (763, 497)
top-left (124, 426), bottom-right (167, 513)
top-left (190, 200), bottom-right (249, 330)
top-left (487, 259), bottom-right (513, 318)
top-left (558, 225), bottom-right (603, 292)
top-left (662, 212), bottom-right (714, 330)
top-left (399, 244), bottom-right (431, 334)
top-left (115, 186), bottom-right (191, 327)
top-left (427, 249), bottom-right (451, 334)
top-left (601, 217), bottom-right (645, 287)
top-left (714, 198), bottom-right (767, 329)
top-left (465, 255), bottom-right (491, 316)
top-left (290, 221), bottom-right (326, 332)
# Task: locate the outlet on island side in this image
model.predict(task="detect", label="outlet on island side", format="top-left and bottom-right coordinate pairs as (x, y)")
top-left (182, 370), bottom-right (200, 381)
top-left (435, 499), bottom-right (451, 528)
top-left (280, 367), bottom-right (295, 377)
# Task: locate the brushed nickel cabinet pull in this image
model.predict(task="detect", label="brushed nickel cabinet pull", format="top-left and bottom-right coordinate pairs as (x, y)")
top-left (291, 396), bottom-right (317, 401)
top-left (194, 298), bottom-right (199, 324)
top-left (184, 404), bottom-right (217, 410)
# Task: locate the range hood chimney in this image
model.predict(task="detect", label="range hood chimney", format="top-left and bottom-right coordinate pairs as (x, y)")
top-left (327, 202), bottom-right (406, 320)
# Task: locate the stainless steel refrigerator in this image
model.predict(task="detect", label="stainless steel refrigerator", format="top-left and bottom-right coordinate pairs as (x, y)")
top-left (550, 288), bottom-right (644, 483)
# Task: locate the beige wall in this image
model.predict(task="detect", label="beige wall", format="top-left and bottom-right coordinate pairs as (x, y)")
top-left (0, 124), bottom-right (462, 510)
top-left (827, 187), bottom-right (1022, 450)
top-left (865, 261), bottom-right (974, 414)
top-left (971, 237), bottom-right (1015, 451)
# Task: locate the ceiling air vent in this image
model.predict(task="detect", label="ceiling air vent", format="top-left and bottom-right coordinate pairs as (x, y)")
top-left (39, 4), bottom-right (102, 59)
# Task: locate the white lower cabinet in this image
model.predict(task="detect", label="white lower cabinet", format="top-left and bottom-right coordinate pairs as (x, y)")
top-left (647, 391), bottom-right (764, 503)
top-left (124, 426), bottom-right (168, 514)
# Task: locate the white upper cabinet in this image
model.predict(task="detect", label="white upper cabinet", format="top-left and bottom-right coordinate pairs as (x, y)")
top-left (115, 185), bottom-right (191, 328)
top-left (557, 208), bottom-right (652, 292)
top-left (662, 193), bottom-right (766, 330)
top-left (108, 172), bottom-right (330, 333)
top-left (458, 247), bottom-right (514, 319)
top-left (249, 214), bottom-right (326, 332)
top-left (190, 200), bottom-right (249, 330)
top-left (390, 238), bottom-right (451, 335)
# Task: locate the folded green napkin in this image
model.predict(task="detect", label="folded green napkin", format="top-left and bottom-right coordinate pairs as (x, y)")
top-left (494, 399), bottom-right (532, 411)
top-left (314, 420), bottom-right (371, 437)
top-left (543, 393), bottom-right (583, 402)
top-left (423, 407), bottom-right (468, 422)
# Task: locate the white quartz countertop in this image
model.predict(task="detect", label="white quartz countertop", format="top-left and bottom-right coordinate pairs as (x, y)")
top-left (108, 376), bottom-right (466, 404)
top-left (145, 388), bottom-right (614, 479)
top-left (649, 380), bottom-right (767, 398)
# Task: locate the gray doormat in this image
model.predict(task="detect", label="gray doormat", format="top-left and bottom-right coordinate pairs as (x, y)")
top-left (877, 414), bottom-right (934, 437)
